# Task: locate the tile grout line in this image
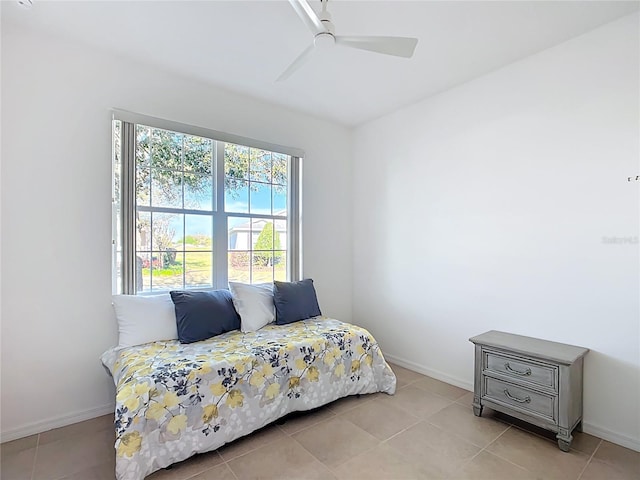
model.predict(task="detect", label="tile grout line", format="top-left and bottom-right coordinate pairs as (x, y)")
top-left (575, 438), bottom-right (603, 480)
top-left (444, 440), bottom-right (486, 477)
top-left (378, 417), bottom-right (424, 445)
top-left (181, 451), bottom-right (228, 480)
top-left (29, 433), bottom-right (40, 480)
top-left (219, 443), bottom-right (263, 464)
top-left (278, 410), bottom-right (337, 436)
top-left (379, 392), bottom-right (457, 420)
top-left (423, 416), bottom-right (510, 451)
top-left (323, 438), bottom-right (382, 477)
top-left (484, 423), bottom-right (511, 448)
top-left (476, 425), bottom-right (550, 477)
top-left (394, 375), bottom-right (424, 389)
top-left (224, 457), bottom-right (241, 480)
top-left (290, 417), bottom-right (382, 473)
top-left (410, 382), bottom-right (469, 402)
top-left (423, 413), bottom-right (511, 452)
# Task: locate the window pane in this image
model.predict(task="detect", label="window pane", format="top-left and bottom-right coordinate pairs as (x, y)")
top-left (136, 211), bottom-right (151, 251)
top-left (151, 169), bottom-right (183, 208)
top-left (228, 216), bottom-right (250, 251)
top-left (136, 126), bottom-right (151, 167)
top-left (252, 251), bottom-right (273, 284)
top-left (151, 250), bottom-right (183, 291)
top-left (228, 252), bottom-right (250, 283)
top-left (185, 214), bottom-right (212, 250)
top-left (251, 218), bottom-right (267, 250)
top-left (115, 249), bottom-right (123, 294)
top-left (224, 144), bottom-right (249, 180)
top-left (250, 149), bottom-right (271, 183)
top-left (253, 219), bottom-right (276, 251)
top-left (184, 173), bottom-right (213, 211)
top-left (152, 213), bottom-right (183, 253)
top-left (273, 185), bottom-right (287, 215)
top-left (225, 178), bottom-right (248, 213)
top-left (185, 252), bottom-right (212, 289)
top-left (273, 219), bottom-right (286, 251)
top-left (249, 182), bottom-right (272, 215)
top-left (137, 252), bottom-right (152, 293)
top-left (113, 120), bottom-right (121, 199)
top-left (272, 153), bottom-right (288, 187)
top-left (136, 167), bottom-right (151, 207)
top-left (151, 128), bottom-right (182, 170)
top-left (274, 252), bottom-right (287, 281)
top-left (183, 135), bottom-right (212, 175)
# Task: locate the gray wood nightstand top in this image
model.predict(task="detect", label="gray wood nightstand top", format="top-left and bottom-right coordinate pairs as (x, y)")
top-left (469, 330), bottom-right (589, 365)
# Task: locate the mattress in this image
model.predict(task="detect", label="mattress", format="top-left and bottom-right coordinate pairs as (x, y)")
top-left (101, 317), bottom-right (396, 480)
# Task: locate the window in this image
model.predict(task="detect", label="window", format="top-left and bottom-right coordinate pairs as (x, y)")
top-left (112, 112), bottom-right (301, 294)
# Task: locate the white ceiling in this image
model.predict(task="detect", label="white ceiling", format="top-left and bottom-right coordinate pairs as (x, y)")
top-left (3, 1), bottom-right (639, 126)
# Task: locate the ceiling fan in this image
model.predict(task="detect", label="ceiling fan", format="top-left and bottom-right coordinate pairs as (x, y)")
top-left (278, 0), bottom-right (418, 81)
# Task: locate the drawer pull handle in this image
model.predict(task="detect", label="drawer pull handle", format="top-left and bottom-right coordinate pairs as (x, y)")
top-left (504, 389), bottom-right (531, 404)
top-left (504, 363), bottom-right (531, 376)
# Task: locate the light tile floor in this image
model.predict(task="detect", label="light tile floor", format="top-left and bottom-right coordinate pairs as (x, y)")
top-left (2, 364), bottom-right (639, 479)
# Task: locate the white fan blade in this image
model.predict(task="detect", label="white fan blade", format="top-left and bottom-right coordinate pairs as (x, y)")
top-left (335, 36), bottom-right (418, 58)
top-left (288, 0), bottom-right (326, 36)
top-left (277, 44), bottom-right (315, 82)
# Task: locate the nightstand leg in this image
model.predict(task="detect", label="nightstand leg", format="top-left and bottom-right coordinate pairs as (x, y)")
top-left (472, 404), bottom-right (483, 417)
top-left (557, 434), bottom-right (572, 452)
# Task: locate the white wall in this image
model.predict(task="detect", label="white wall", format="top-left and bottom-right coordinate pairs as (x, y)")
top-left (0, 25), bottom-right (352, 440)
top-left (353, 13), bottom-right (639, 450)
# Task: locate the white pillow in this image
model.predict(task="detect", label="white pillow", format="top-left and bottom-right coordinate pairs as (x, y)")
top-left (228, 282), bottom-right (275, 333)
top-left (112, 294), bottom-right (178, 348)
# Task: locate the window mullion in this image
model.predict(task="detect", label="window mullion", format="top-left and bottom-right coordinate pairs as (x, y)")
top-left (213, 141), bottom-right (228, 289)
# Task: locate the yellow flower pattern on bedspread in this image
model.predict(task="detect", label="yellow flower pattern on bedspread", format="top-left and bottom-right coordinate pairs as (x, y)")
top-left (102, 317), bottom-right (396, 480)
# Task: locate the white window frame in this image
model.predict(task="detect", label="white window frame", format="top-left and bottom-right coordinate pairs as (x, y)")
top-left (112, 110), bottom-right (302, 294)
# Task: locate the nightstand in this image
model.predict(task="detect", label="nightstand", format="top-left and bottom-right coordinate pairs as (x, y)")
top-left (470, 330), bottom-right (589, 451)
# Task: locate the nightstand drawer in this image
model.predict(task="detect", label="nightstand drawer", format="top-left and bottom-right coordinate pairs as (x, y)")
top-left (484, 376), bottom-right (556, 421)
top-left (484, 351), bottom-right (557, 391)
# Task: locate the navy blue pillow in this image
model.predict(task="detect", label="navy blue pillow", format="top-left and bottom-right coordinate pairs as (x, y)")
top-left (273, 279), bottom-right (322, 325)
top-left (169, 290), bottom-right (240, 343)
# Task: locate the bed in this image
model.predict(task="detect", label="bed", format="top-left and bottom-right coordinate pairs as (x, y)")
top-left (101, 316), bottom-right (397, 480)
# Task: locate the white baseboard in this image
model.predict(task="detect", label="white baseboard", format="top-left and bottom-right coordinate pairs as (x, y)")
top-left (385, 354), bottom-right (640, 453)
top-left (385, 353), bottom-right (473, 392)
top-left (582, 422), bottom-right (640, 452)
top-left (0, 403), bottom-right (115, 443)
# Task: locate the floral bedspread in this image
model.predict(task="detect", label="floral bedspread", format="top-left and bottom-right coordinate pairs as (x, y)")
top-left (101, 317), bottom-right (396, 480)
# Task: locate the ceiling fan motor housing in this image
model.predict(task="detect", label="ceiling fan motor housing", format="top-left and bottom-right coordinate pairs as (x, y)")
top-left (314, 9), bottom-right (335, 47)
top-left (314, 32), bottom-right (335, 47)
